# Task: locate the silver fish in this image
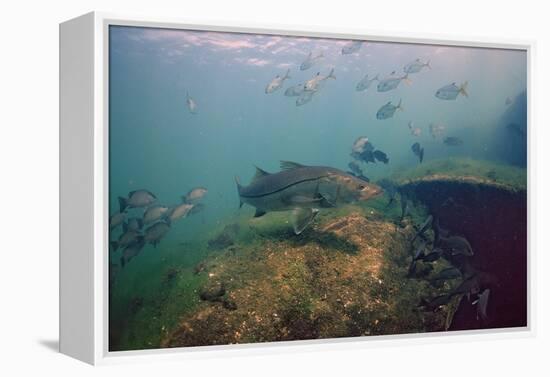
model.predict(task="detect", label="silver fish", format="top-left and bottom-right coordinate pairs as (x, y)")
top-left (300, 51), bottom-right (324, 71)
top-left (111, 230), bottom-right (142, 251)
top-left (439, 235), bottom-right (473, 256)
top-left (356, 74), bottom-right (379, 91)
top-left (376, 100), bottom-right (403, 120)
top-left (184, 187), bottom-right (207, 203)
top-left (118, 190), bottom-right (157, 212)
top-left (143, 204), bottom-right (169, 225)
top-left (341, 40), bottom-right (362, 55)
top-left (236, 161), bottom-right (381, 234)
top-left (265, 69), bottom-right (291, 94)
top-left (435, 81), bottom-right (468, 100)
top-left (167, 202), bottom-right (194, 222)
top-left (296, 90), bottom-right (315, 106)
top-left (124, 217), bottom-right (143, 232)
top-left (403, 58), bottom-right (431, 74)
top-left (186, 91), bottom-right (197, 114)
top-left (285, 83), bottom-right (306, 97)
top-left (408, 121), bottom-right (422, 136)
top-left (429, 123), bottom-right (446, 139)
top-left (120, 238), bottom-right (146, 268)
top-left (304, 68), bottom-right (336, 92)
top-left (377, 72), bottom-right (410, 92)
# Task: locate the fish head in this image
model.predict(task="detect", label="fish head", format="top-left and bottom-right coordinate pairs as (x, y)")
top-left (326, 172), bottom-right (382, 203)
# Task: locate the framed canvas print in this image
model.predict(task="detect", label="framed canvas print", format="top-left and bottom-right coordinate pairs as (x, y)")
top-left (60, 12), bottom-right (532, 365)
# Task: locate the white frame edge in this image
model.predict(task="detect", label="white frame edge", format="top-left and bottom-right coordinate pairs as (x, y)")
top-left (59, 11), bottom-right (535, 365)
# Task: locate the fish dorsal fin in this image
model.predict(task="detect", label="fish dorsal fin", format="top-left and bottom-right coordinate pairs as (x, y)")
top-left (280, 161), bottom-right (307, 170)
top-left (252, 166), bottom-right (271, 181)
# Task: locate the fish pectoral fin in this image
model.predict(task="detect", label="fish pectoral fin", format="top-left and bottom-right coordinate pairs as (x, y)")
top-left (291, 208), bottom-right (319, 235)
top-left (254, 209), bottom-right (267, 218)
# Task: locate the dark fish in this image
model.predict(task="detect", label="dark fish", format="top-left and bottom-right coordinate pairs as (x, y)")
top-left (144, 221), bottom-right (170, 247)
top-left (118, 190), bottom-right (157, 212)
top-left (111, 230), bottom-right (142, 251)
top-left (475, 288), bottom-right (490, 322)
top-left (341, 40), bottom-right (362, 55)
top-left (419, 294), bottom-right (452, 312)
top-left (443, 136), bottom-right (464, 146)
top-left (236, 161), bottom-right (382, 234)
top-left (411, 214), bottom-right (433, 243)
top-left (123, 217), bottom-right (143, 232)
top-left (411, 142), bottom-right (424, 163)
top-left (430, 267), bottom-right (462, 281)
top-left (421, 250), bottom-right (442, 262)
top-left (373, 150), bottom-right (389, 164)
top-left (120, 238), bottom-right (146, 268)
top-left (376, 100), bottom-right (403, 120)
top-left (439, 236), bottom-right (474, 256)
top-left (412, 240), bottom-right (427, 261)
top-left (347, 161), bottom-right (370, 182)
top-left (188, 202), bottom-right (205, 215)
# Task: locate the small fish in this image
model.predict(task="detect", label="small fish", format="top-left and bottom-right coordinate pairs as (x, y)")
top-left (376, 100), bottom-right (403, 120)
top-left (377, 72), bottom-right (410, 92)
top-left (376, 178), bottom-right (397, 206)
top-left (118, 190), bottom-right (157, 212)
top-left (403, 58), bottom-right (431, 74)
top-left (411, 214), bottom-right (433, 243)
top-left (120, 238), bottom-right (146, 268)
top-left (143, 204), bottom-right (169, 225)
top-left (476, 288), bottom-right (490, 322)
top-left (188, 202), bottom-right (205, 216)
top-left (304, 68), bottom-right (336, 92)
top-left (439, 235), bottom-right (474, 256)
top-left (435, 81), bottom-right (468, 100)
top-left (111, 230), bottom-right (142, 251)
top-left (184, 187), bottom-right (208, 203)
top-left (419, 294), bottom-right (452, 312)
top-left (430, 267), bottom-right (462, 281)
top-left (265, 69), bottom-right (291, 94)
top-left (124, 217), bottom-right (143, 232)
top-left (351, 136), bottom-right (374, 155)
top-left (109, 212), bottom-right (126, 230)
top-left (186, 92), bottom-right (197, 114)
top-left (300, 51), bottom-right (324, 71)
top-left (296, 90), bottom-right (315, 106)
top-left (284, 83), bottom-right (305, 97)
top-left (341, 40), bottom-right (363, 55)
top-left (443, 136), bottom-right (464, 146)
top-left (356, 74), bottom-right (379, 91)
top-left (412, 240), bottom-right (427, 261)
top-left (373, 150), bottom-right (389, 164)
top-left (429, 123), bottom-right (445, 139)
top-left (421, 250), bottom-right (442, 262)
top-left (408, 121), bottom-right (422, 136)
top-left (411, 142), bottom-right (424, 163)
top-left (167, 202), bottom-right (194, 222)
top-left (505, 97), bottom-right (513, 106)
top-left (144, 221), bottom-right (171, 247)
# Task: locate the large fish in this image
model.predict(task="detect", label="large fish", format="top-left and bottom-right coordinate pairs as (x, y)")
top-left (265, 69), bottom-right (291, 94)
top-left (235, 161), bottom-right (382, 234)
top-left (376, 100), bottom-right (403, 120)
top-left (435, 81), bottom-right (468, 100)
top-left (356, 74), bottom-right (379, 91)
top-left (341, 40), bottom-right (363, 55)
top-left (300, 51), bottom-right (324, 71)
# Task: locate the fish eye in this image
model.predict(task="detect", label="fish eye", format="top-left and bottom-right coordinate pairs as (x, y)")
top-left (358, 184), bottom-right (365, 190)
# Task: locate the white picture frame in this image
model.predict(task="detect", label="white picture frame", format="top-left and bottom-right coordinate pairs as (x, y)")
top-left (60, 11), bottom-right (534, 365)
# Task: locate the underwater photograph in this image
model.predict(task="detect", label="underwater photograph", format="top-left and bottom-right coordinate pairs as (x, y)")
top-left (108, 25), bottom-right (528, 351)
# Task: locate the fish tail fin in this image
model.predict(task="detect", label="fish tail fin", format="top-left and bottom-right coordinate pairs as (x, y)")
top-left (284, 69), bottom-right (291, 80)
top-left (460, 81), bottom-right (469, 97)
top-left (328, 68), bottom-right (336, 80)
top-left (235, 176), bottom-right (244, 208)
top-left (374, 73), bottom-right (379, 81)
top-left (426, 60), bottom-right (431, 69)
top-left (397, 99), bottom-right (404, 111)
top-left (118, 197), bottom-right (128, 213)
top-left (403, 73), bottom-right (412, 85)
